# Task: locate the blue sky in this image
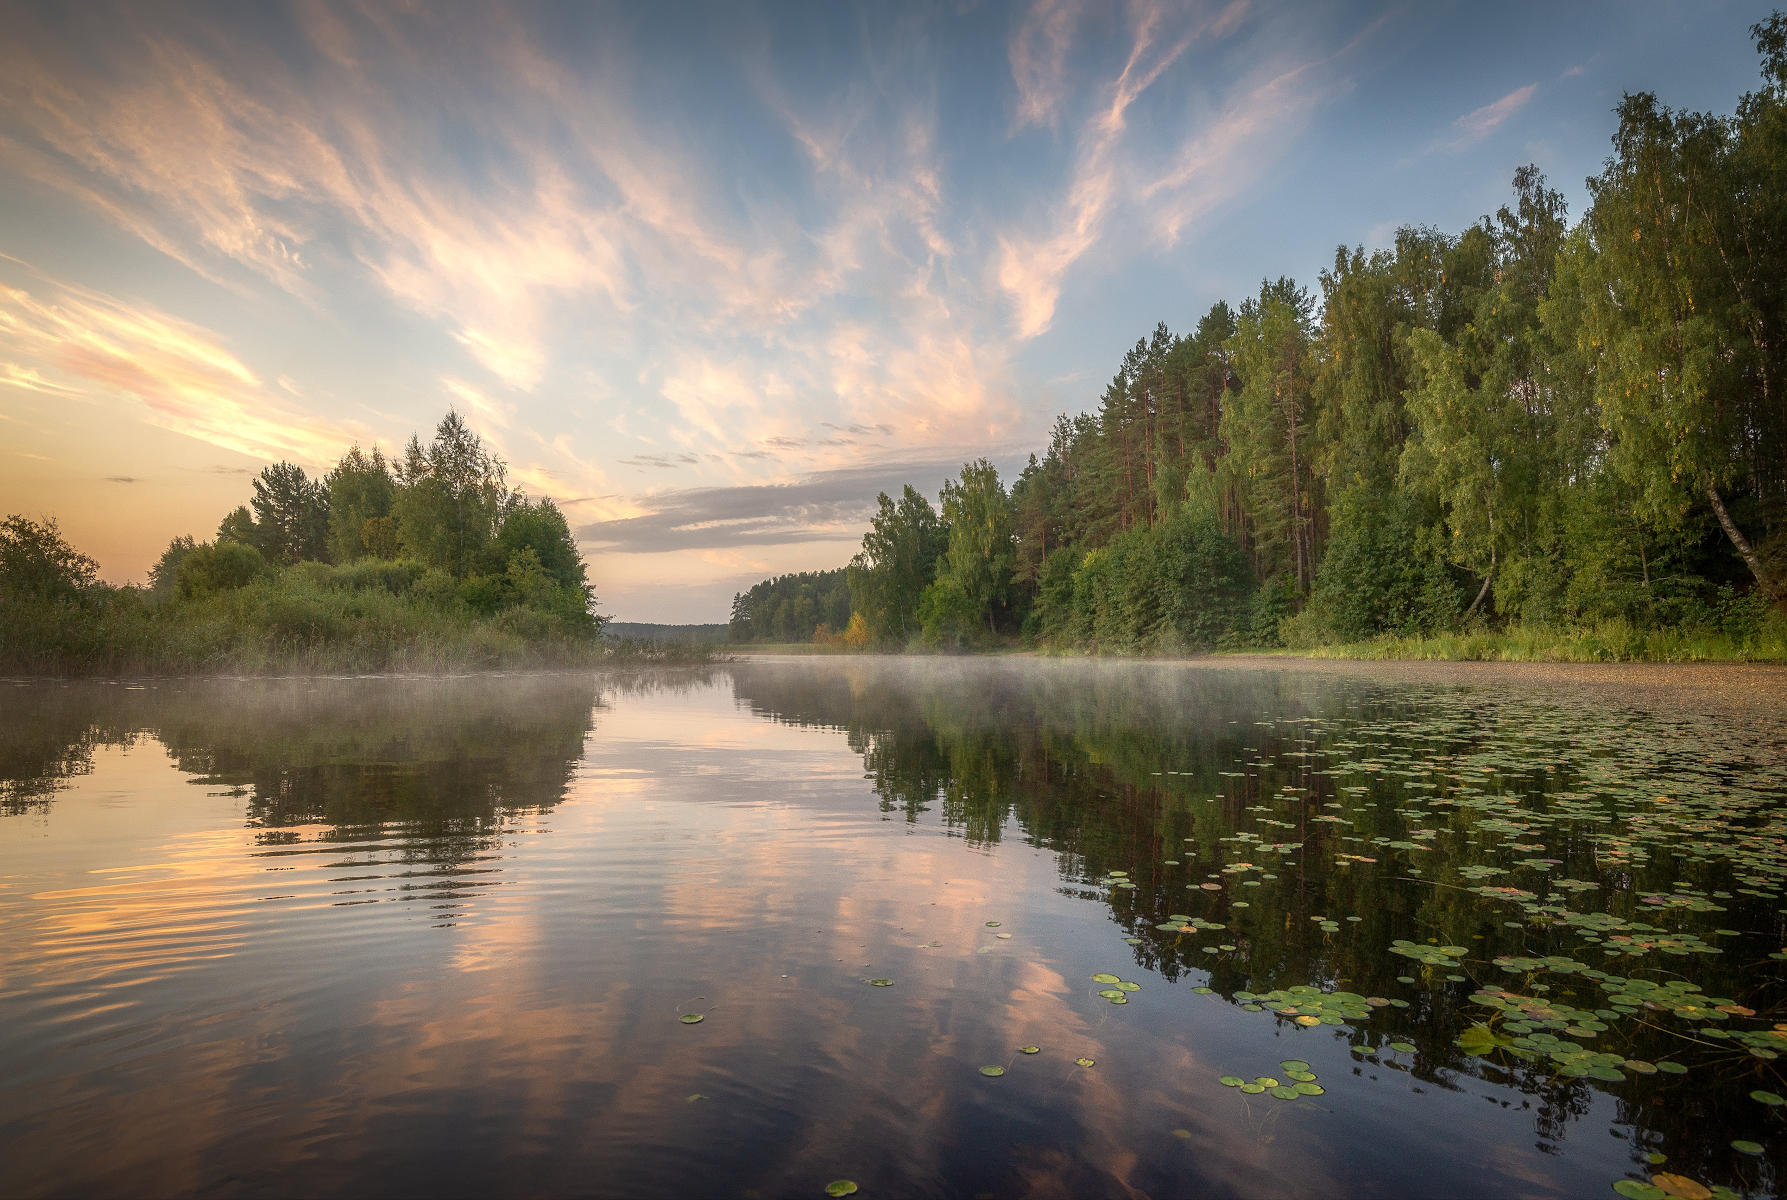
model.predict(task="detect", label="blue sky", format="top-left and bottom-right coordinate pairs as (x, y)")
top-left (0, 0), bottom-right (1774, 620)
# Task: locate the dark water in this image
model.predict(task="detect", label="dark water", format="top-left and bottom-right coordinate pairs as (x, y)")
top-left (1, 660), bottom-right (1782, 1199)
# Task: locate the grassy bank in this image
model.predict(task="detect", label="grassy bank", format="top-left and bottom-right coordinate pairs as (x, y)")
top-left (1273, 615), bottom-right (1787, 664)
top-left (2, 564), bottom-right (720, 676)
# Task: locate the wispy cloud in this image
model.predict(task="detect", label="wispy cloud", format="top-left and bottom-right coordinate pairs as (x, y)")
top-left (1427, 83), bottom-right (1539, 154)
top-left (0, 257), bottom-right (367, 467)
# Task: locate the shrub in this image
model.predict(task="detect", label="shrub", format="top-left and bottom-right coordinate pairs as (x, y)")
top-left (176, 542), bottom-right (271, 598)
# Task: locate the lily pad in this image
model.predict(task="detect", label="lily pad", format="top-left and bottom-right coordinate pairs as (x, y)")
top-left (1020, 1046), bottom-right (1040, 1054)
top-left (1238, 1082), bottom-right (1265, 1094)
top-left (1115, 981), bottom-right (1141, 992)
top-left (1293, 1081), bottom-right (1324, 1095)
top-left (1219, 1075), bottom-right (1244, 1086)
top-left (1751, 1090), bottom-right (1785, 1106)
top-left (1075, 1057), bottom-right (1095, 1068)
top-left (1387, 1042), bottom-right (1417, 1053)
top-left (1092, 973), bottom-right (1120, 984)
top-left (1656, 1061), bottom-right (1689, 1075)
top-left (1280, 1059), bottom-right (1310, 1072)
top-left (979, 1065), bottom-right (1005, 1077)
top-left (1731, 1140), bottom-right (1764, 1156)
top-left (986, 921), bottom-right (1001, 927)
top-left (679, 1013), bottom-right (705, 1024)
top-left (1611, 1182), bottom-right (1667, 1200)
top-left (1287, 1071), bottom-right (1317, 1082)
top-left (868, 979), bottom-right (894, 987)
top-left (1650, 1176), bottom-right (1712, 1200)
top-left (1269, 1085), bottom-right (1299, 1099)
top-left (825, 1182), bottom-right (859, 1198)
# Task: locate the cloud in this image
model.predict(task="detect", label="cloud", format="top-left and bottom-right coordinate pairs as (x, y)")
top-left (104, 475), bottom-right (138, 483)
top-left (996, 0), bottom-right (1254, 338)
top-left (1427, 83), bottom-right (1539, 154)
top-left (1009, 0), bottom-right (1083, 134)
top-left (0, 256), bottom-right (368, 468)
top-left (579, 457), bottom-right (970, 554)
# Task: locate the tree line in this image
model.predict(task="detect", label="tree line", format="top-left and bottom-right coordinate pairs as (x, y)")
top-left (790, 18), bottom-right (1787, 652)
top-left (147, 411), bottom-right (595, 626)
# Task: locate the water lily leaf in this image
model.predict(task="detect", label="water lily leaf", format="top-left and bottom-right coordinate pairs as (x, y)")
top-left (1611, 1183), bottom-right (1667, 1200)
top-left (680, 1014), bottom-right (704, 1024)
top-left (1280, 1060), bottom-right (1310, 1072)
top-left (1651, 1175), bottom-right (1712, 1200)
top-left (1293, 1081), bottom-right (1324, 1095)
top-left (1020, 1046), bottom-right (1040, 1054)
top-left (1171, 1128), bottom-right (1192, 1138)
top-left (996, 933), bottom-right (1012, 940)
top-left (1219, 1075), bottom-right (1244, 1086)
top-left (980, 1065), bottom-right (1005, 1077)
top-left (825, 1182), bottom-right (858, 1197)
top-left (986, 921), bottom-right (1001, 927)
top-left (1092, 973), bottom-right (1120, 984)
top-left (1387, 1042), bottom-right (1417, 1053)
top-left (1098, 989), bottom-right (1124, 999)
top-left (1731, 1140), bottom-right (1764, 1156)
top-left (1269, 1085), bottom-right (1299, 1099)
top-left (1751, 1090), bottom-right (1785, 1106)
top-left (868, 979), bottom-right (894, 987)
top-left (1287, 1071), bottom-right (1317, 1082)
top-left (1116, 981), bottom-right (1140, 992)
top-left (1075, 1057), bottom-right (1095, 1068)
top-left (1238, 1082), bottom-right (1265, 1094)
top-left (1656, 1061), bottom-right (1689, 1074)
top-left (1254, 1076), bottom-right (1281, 1087)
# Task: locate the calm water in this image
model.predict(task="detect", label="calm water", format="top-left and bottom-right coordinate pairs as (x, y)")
top-left (1, 660), bottom-right (1782, 1199)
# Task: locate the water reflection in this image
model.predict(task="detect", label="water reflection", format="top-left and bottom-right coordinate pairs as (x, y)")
top-left (0, 661), bottom-right (1780, 1199)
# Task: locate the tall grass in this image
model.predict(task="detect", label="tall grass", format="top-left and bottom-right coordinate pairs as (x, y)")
top-left (1, 564), bottom-right (720, 676)
top-left (1290, 614), bottom-right (1787, 664)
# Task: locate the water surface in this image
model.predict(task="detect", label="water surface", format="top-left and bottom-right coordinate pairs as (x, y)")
top-left (2, 660), bottom-right (1783, 1198)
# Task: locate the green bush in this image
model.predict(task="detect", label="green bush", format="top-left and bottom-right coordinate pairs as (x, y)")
top-left (176, 542), bottom-right (271, 598)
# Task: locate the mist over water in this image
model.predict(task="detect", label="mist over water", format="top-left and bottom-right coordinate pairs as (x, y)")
top-left (1, 661), bottom-right (1781, 1199)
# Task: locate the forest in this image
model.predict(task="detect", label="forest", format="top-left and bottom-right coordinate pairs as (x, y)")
top-left (754, 21), bottom-right (1787, 660)
top-left (0, 413), bottom-right (619, 673)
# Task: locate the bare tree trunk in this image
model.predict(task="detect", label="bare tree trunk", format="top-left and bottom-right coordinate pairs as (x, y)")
top-left (1706, 483), bottom-right (1780, 599)
top-left (1464, 548), bottom-right (1496, 620)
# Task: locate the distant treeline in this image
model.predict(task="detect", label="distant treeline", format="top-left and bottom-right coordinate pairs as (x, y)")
top-left (727, 570), bottom-right (852, 644)
top-left (0, 413), bottom-right (645, 674)
top-left (738, 21), bottom-right (1787, 659)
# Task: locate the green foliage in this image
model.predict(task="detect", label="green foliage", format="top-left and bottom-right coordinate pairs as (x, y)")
top-left (250, 462), bottom-right (331, 565)
top-left (148, 535), bottom-right (197, 596)
top-left (175, 541), bottom-right (271, 598)
top-left (392, 411), bottom-right (516, 578)
top-left (325, 446), bottom-right (395, 562)
top-left (926, 460), bottom-right (1018, 641)
top-left (846, 485), bottom-right (948, 643)
top-left (0, 515), bottom-right (99, 600)
top-left (729, 569), bottom-right (851, 643)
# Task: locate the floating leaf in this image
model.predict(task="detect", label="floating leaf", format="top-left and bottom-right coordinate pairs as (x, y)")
top-left (1020, 1046), bottom-right (1040, 1055)
top-left (1075, 1057), bottom-right (1095, 1068)
top-left (996, 933), bottom-right (1012, 940)
top-left (680, 1014), bottom-right (705, 1024)
top-left (1280, 1060), bottom-right (1310, 1072)
top-left (1731, 1140), bottom-right (1764, 1156)
top-left (1092, 973), bottom-right (1120, 984)
top-left (1116, 981), bottom-right (1140, 992)
top-left (1287, 1071), bottom-right (1317, 1082)
top-left (1387, 1042), bottom-right (1417, 1053)
top-left (868, 979), bottom-right (894, 987)
top-left (1651, 1176), bottom-right (1712, 1200)
top-left (1254, 1076), bottom-right (1281, 1087)
top-left (1611, 1182), bottom-right (1667, 1200)
top-left (1656, 1061), bottom-right (1689, 1075)
top-left (1219, 1075), bottom-right (1243, 1086)
top-left (1751, 1090), bottom-right (1785, 1106)
top-left (1269, 1086), bottom-right (1299, 1099)
top-left (979, 1065), bottom-right (1005, 1077)
top-left (1238, 1083), bottom-right (1265, 1094)
top-left (686, 1094), bottom-right (707, 1102)
top-left (1293, 1082), bottom-right (1324, 1095)
top-left (1098, 989), bottom-right (1125, 999)
top-left (825, 1182), bottom-right (858, 1198)
top-left (1171, 1128), bottom-right (1192, 1139)
top-left (1192, 986), bottom-right (1214, 995)
top-left (986, 921), bottom-right (1001, 927)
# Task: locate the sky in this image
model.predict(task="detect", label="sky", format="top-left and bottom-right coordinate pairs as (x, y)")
top-left (0, 0), bottom-right (1775, 622)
